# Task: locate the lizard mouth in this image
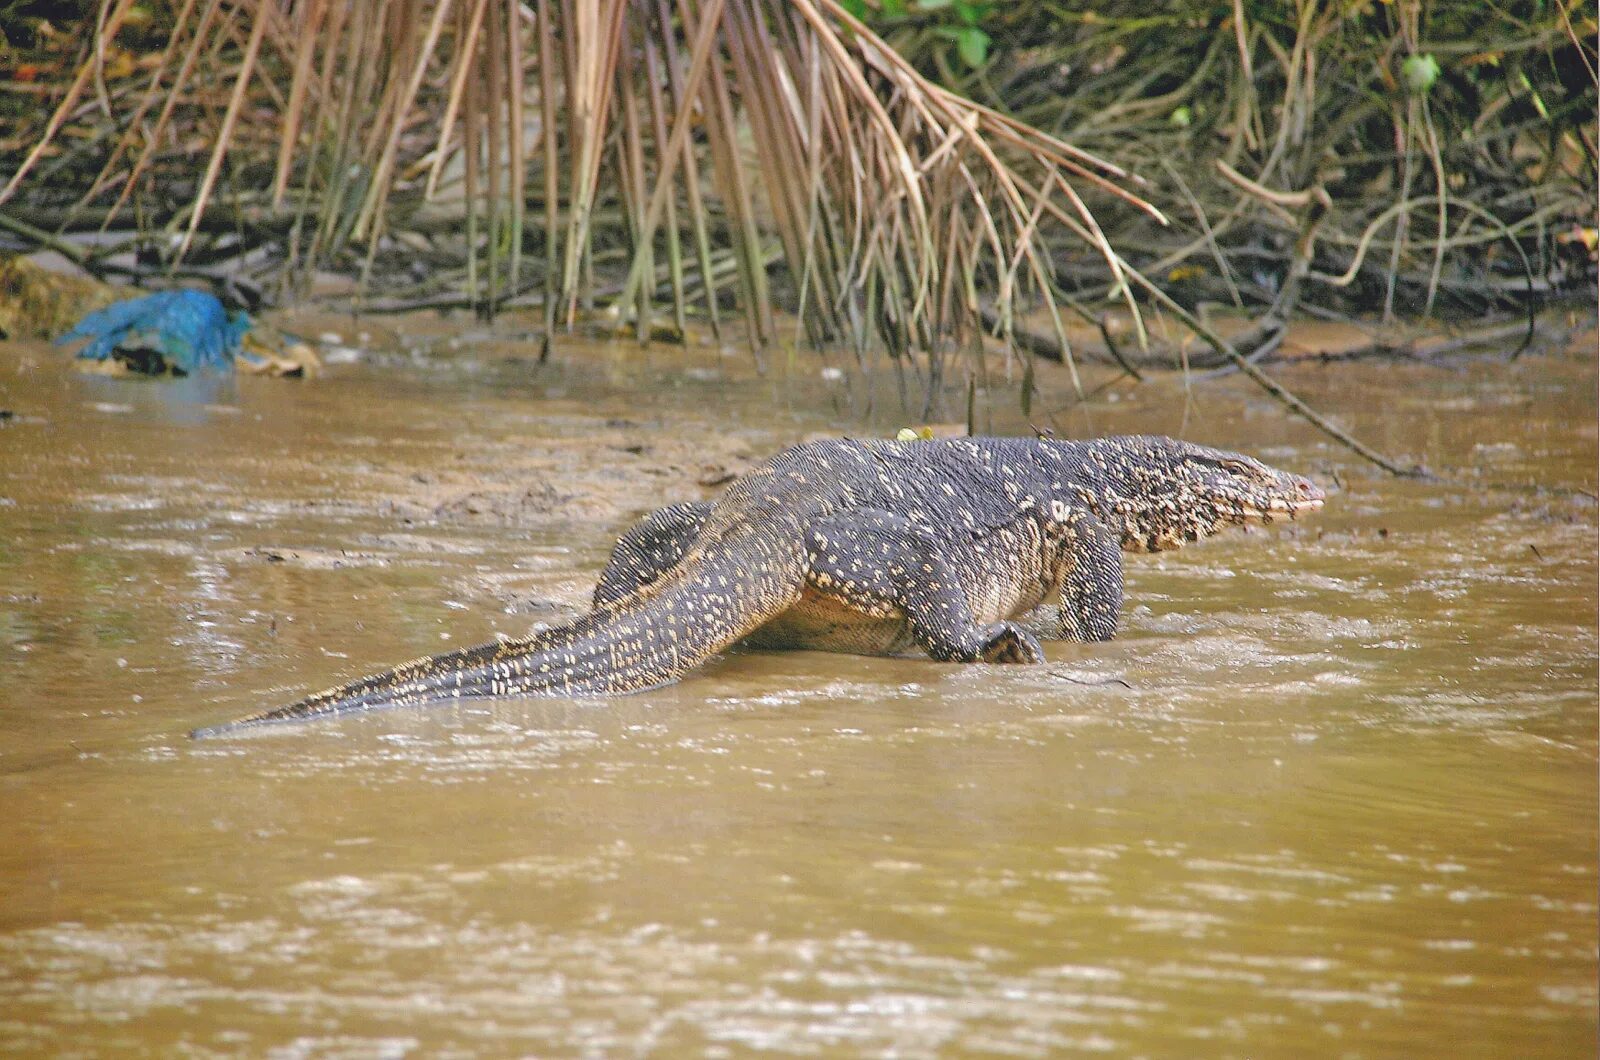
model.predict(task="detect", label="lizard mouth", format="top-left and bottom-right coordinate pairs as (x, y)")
top-left (1288, 475), bottom-right (1327, 513)
top-left (1243, 476), bottom-right (1325, 523)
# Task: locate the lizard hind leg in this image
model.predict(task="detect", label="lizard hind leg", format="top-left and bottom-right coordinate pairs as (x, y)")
top-left (803, 508), bottom-right (1045, 665)
top-left (593, 501), bottom-right (712, 608)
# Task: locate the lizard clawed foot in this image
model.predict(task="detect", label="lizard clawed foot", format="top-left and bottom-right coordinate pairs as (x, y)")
top-left (977, 622), bottom-right (1046, 664)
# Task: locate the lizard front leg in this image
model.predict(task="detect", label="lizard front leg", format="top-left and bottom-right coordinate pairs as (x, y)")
top-left (1055, 510), bottom-right (1123, 642)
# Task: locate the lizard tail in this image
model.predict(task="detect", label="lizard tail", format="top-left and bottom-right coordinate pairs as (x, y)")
top-left (191, 536), bottom-right (804, 738)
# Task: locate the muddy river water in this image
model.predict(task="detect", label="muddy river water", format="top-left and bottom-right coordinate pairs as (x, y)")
top-left (0, 321), bottom-right (1594, 1056)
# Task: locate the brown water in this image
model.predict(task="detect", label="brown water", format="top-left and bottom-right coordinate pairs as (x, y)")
top-left (1, 323), bottom-right (1595, 1056)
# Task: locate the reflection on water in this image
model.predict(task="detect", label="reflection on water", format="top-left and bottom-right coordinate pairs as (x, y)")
top-left (0, 327), bottom-right (1594, 1056)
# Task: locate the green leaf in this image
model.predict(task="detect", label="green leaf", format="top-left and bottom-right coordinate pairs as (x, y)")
top-left (841, 0), bottom-right (868, 19)
top-left (917, 0), bottom-right (954, 11)
top-left (1518, 70), bottom-right (1551, 120)
top-left (1168, 105), bottom-right (1192, 128)
top-left (956, 26), bottom-right (990, 68)
top-left (881, 0), bottom-right (907, 16)
top-left (1401, 53), bottom-right (1440, 94)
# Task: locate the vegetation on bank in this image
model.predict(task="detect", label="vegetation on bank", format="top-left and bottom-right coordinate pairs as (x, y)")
top-left (0, 1), bottom-right (1593, 464)
top-left (1, 0), bottom-right (1162, 369)
top-left (868, 1), bottom-right (1595, 319)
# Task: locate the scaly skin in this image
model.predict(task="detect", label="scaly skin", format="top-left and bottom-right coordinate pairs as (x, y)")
top-left (191, 435), bottom-right (1324, 737)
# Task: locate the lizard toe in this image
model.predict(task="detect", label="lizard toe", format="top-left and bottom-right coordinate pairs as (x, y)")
top-left (977, 622), bottom-right (1046, 665)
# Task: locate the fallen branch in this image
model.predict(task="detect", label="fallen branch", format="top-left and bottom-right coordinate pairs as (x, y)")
top-left (1122, 261), bottom-right (1427, 477)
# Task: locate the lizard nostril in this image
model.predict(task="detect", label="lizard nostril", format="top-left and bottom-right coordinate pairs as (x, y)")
top-left (1294, 478), bottom-right (1326, 503)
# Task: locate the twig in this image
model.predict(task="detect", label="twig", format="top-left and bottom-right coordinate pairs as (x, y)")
top-left (1121, 260), bottom-right (1426, 478)
top-left (1093, 312), bottom-right (1142, 381)
top-left (1194, 322), bottom-right (1285, 380)
top-left (0, 211), bottom-right (92, 266)
top-left (1045, 668), bottom-right (1134, 690)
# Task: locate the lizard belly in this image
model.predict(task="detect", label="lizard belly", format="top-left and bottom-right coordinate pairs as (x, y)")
top-left (968, 576), bottom-right (1052, 626)
top-left (742, 574), bottom-right (1054, 658)
top-left (742, 587), bottom-right (919, 656)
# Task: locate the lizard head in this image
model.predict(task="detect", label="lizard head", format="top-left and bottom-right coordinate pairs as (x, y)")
top-left (1084, 436), bottom-right (1325, 553)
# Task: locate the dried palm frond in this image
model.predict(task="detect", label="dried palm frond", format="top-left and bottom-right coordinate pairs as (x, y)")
top-left (1, 0), bottom-right (1161, 394)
